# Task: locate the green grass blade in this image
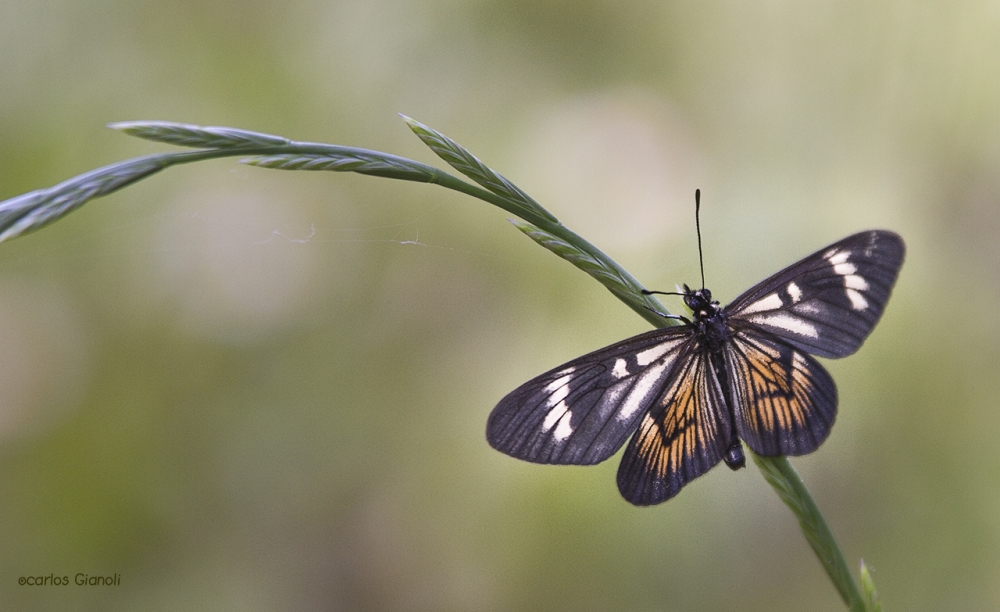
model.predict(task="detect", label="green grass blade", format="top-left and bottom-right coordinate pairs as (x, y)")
top-left (510, 218), bottom-right (672, 327)
top-left (0, 154), bottom-right (171, 243)
top-left (110, 121), bottom-right (291, 148)
top-left (0, 122), bottom-right (505, 244)
top-left (402, 115), bottom-right (558, 224)
top-left (243, 151), bottom-right (442, 181)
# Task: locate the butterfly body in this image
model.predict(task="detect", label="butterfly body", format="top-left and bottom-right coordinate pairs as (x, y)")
top-left (678, 286), bottom-right (747, 471)
top-left (487, 230), bottom-right (905, 506)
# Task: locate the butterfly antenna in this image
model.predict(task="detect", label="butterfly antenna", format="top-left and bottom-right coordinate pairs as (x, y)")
top-left (695, 189), bottom-right (705, 290)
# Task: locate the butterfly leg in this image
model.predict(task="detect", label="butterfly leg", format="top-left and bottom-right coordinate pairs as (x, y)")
top-left (640, 289), bottom-right (694, 324)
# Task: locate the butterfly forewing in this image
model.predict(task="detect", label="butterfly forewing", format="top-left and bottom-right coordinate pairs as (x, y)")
top-left (725, 230), bottom-right (905, 358)
top-left (487, 327), bottom-right (690, 465)
top-left (725, 325), bottom-right (837, 456)
top-left (616, 344), bottom-right (730, 505)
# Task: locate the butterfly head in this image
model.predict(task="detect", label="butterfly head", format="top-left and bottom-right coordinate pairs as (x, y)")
top-left (682, 284), bottom-right (720, 320)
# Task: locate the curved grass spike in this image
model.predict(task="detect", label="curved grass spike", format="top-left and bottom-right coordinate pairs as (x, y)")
top-left (0, 118), bottom-right (877, 611)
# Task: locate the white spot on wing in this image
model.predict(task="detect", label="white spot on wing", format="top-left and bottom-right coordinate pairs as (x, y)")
top-left (844, 274), bottom-right (868, 291)
top-left (612, 358), bottom-right (629, 379)
top-left (792, 302), bottom-right (821, 315)
top-left (846, 288), bottom-right (869, 310)
top-left (543, 370), bottom-right (574, 393)
top-left (542, 369), bottom-right (575, 408)
top-left (833, 262), bottom-right (857, 276)
top-left (741, 293), bottom-right (783, 314)
top-left (751, 312), bottom-right (820, 338)
top-left (826, 250), bottom-right (850, 265)
top-left (553, 410), bottom-right (574, 441)
top-left (542, 401), bottom-right (569, 430)
top-left (544, 378), bottom-right (572, 409)
top-left (635, 341), bottom-right (675, 366)
top-left (617, 360), bottom-right (671, 422)
top-left (787, 282), bottom-right (802, 303)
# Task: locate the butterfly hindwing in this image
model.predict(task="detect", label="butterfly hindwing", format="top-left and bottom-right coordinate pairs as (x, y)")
top-left (726, 324), bottom-right (837, 456)
top-left (616, 343), bottom-right (731, 505)
top-left (486, 327), bottom-right (691, 465)
top-left (725, 230), bottom-right (905, 358)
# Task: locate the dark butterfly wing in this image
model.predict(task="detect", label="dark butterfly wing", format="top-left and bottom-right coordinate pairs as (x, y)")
top-left (487, 326), bottom-right (691, 465)
top-left (616, 342), bottom-right (731, 505)
top-left (725, 230), bottom-right (905, 358)
top-left (725, 324), bottom-right (837, 456)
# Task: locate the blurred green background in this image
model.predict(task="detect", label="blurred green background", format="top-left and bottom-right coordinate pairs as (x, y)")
top-left (1, 1), bottom-right (997, 610)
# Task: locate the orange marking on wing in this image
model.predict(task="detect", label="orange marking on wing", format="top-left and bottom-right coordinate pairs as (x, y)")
top-left (633, 355), bottom-right (717, 481)
top-left (740, 340), bottom-right (823, 438)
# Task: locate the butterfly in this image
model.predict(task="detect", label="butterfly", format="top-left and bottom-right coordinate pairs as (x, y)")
top-left (487, 201), bottom-right (905, 505)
